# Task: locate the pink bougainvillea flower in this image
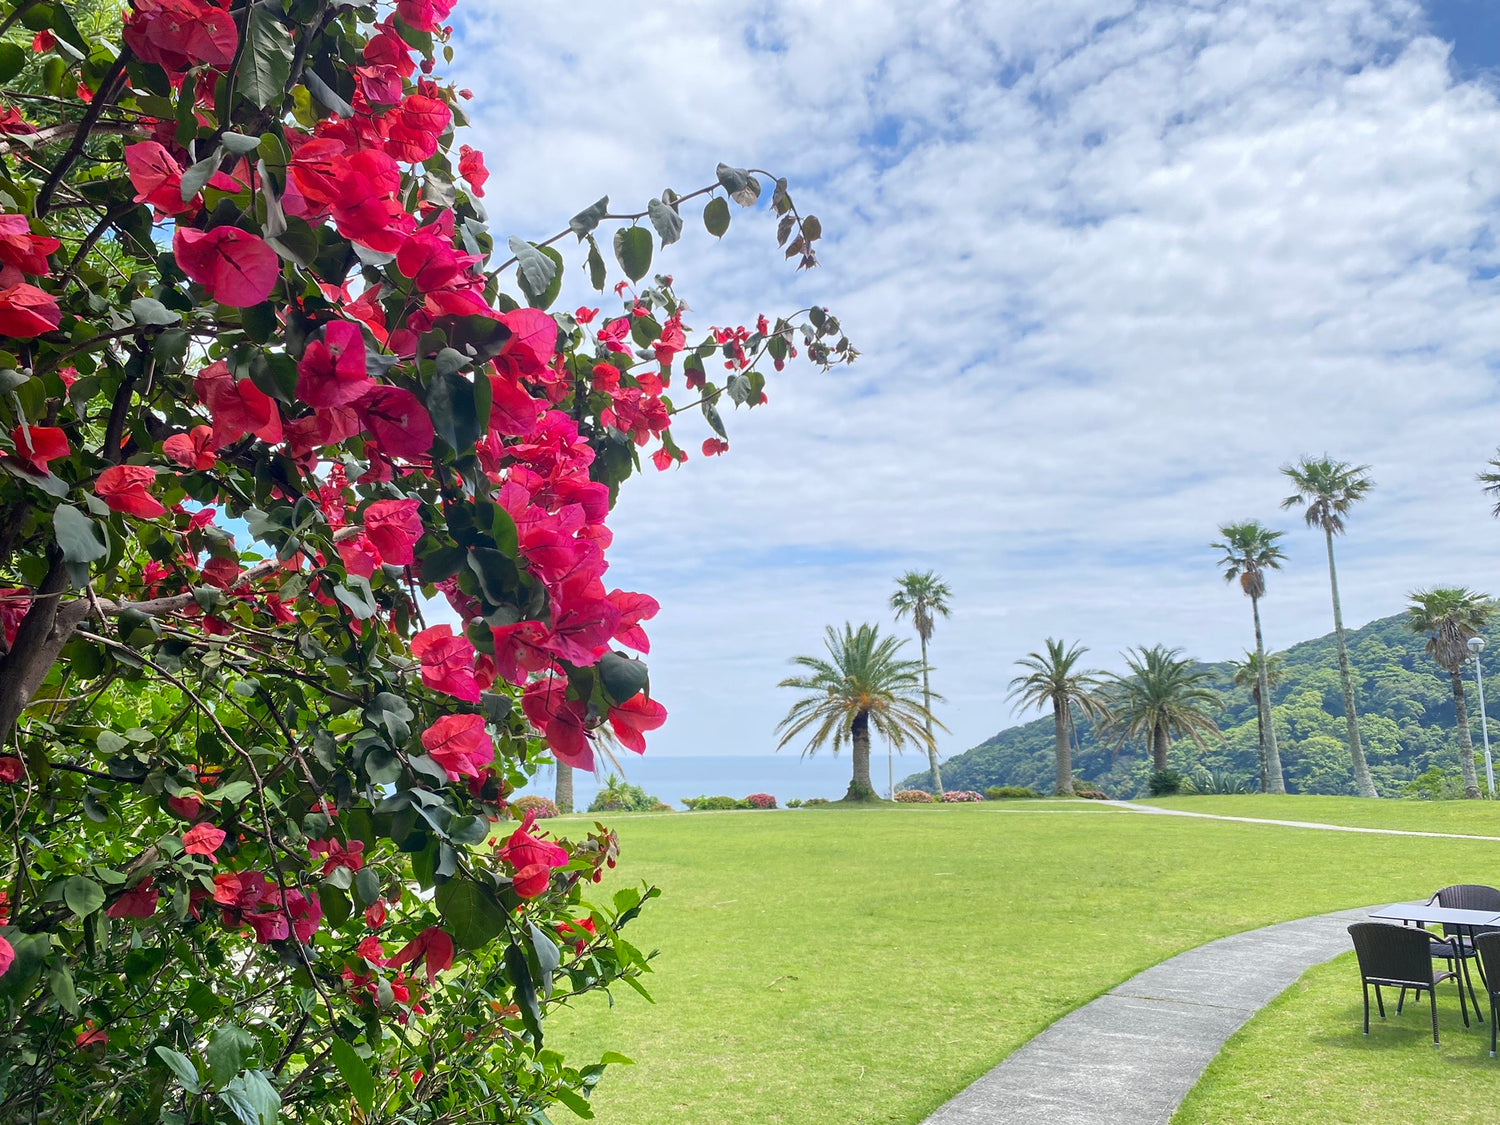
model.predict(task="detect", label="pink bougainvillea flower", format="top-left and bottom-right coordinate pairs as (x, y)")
top-left (356, 385), bottom-right (433, 459)
top-left (0, 214), bottom-right (60, 276)
top-left (0, 756), bottom-right (23, 783)
top-left (163, 425), bottom-right (216, 470)
top-left (356, 934), bottom-right (385, 964)
top-left (384, 94), bottom-right (450, 163)
top-left (173, 226), bottom-right (280, 308)
top-left (74, 1020), bottom-right (105, 1048)
top-left (9, 424), bottom-right (68, 474)
top-left (521, 677), bottom-right (593, 771)
top-left (554, 916), bottom-right (596, 956)
top-left (365, 898), bottom-right (387, 928)
top-left (309, 837), bottom-right (364, 876)
top-left (182, 822), bottom-right (226, 861)
top-left (167, 793), bottom-right (203, 820)
top-left (411, 624), bottom-right (481, 702)
top-left (297, 321), bottom-right (371, 408)
top-left (363, 498), bottom-right (421, 566)
top-left (106, 878), bottom-right (159, 919)
top-left (195, 362), bottom-right (283, 449)
top-left (608, 589), bottom-right (659, 653)
top-left (497, 811), bottom-right (570, 899)
top-left (387, 925), bottom-right (454, 985)
top-left (0, 588), bottom-right (29, 647)
top-left (123, 0), bottom-right (237, 72)
top-left (124, 142), bottom-right (194, 217)
top-left (701, 437), bottom-right (729, 457)
top-left (494, 308), bottom-right (559, 381)
top-left (650, 445), bottom-right (686, 471)
top-left (395, 0), bottom-right (455, 33)
top-left (458, 145), bottom-right (488, 197)
top-left (0, 283), bottom-right (60, 338)
top-left (607, 692), bottom-right (668, 754)
top-left (0, 933), bottom-right (12, 978)
top-left (420, 714), bottom-right (494, 780)
top-left (95, 465), bottom-right (166, 519)
top-left (336, 532), bottom-right (380, 579)
top-left (488, 371), bottom-right (541, 438)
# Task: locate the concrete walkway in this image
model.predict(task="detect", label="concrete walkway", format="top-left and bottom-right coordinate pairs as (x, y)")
top-left (1100, 800), bottom-right (1500, 842)
top-left (922, 906), bottom-right (1375, 1125)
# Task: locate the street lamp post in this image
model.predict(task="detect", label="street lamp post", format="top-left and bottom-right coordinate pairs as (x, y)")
top-left (1469, 636), bottom-right (1494, 799)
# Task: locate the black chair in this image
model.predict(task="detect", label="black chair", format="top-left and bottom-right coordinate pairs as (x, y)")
top-left (1348, 922), bottom-right (1467, 1046)
top-left (1473, 932), bottom-right (1500, 1057)
top-left (1427, 884), bottom-right (1500, 1016)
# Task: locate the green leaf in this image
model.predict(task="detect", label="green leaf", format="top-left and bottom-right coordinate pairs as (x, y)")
top-left (53, 505), bottom-right (107, 565)
top-left (509, 237), bottom-right (558, 302)
top-left (179, 152), bottom-right (219, 202)
top-left (318, 883), bottom-right (352, 928)
top-left (568, 196), bottom-right (608, 240)
top-left (204, 779), bottom-right (254, 806)
top-left (554, 1088), bottom-right (595, 1120)
top-left (701, 397), bottom-right (727, 439)
top-left (353, 867), bottom-right (381, 908)
top-left (504, 942), bottom-right (544, 1045)
top-left (206, 1023), bottom-right (254, 1087)
top-left (238, 6), bottom-right (293, 109)
top-left (302, 69), bottom-right (353, 118)
top-left (220, 132), bottom-right (262, 155)
top-left (715, 163), bottom-right (749, 195)
top-left (130, 297), bottom-right (181, 327)
top-left (334, 576), bottom-right (378, 619)
top-left (586, 237), bottom-right (607, 291)
top-left (219, 1070), bottom-right (280, 1125)
top-left (154, 1047), bottom-right (202, 1095)
top-left (613, 226), bottom-right (652, 282)
top-left (434, 877), bottom-right (508, 950)
top-left (598, 651), bottom-right (649, 704)
top-left (703, 197), bottom-right (730, 238)
top-left (63, 875), bottom-right (105, 918)
top-left (725, 372), bottom-right (753, 406)
top-left (646, 198), bottom-right (682, 246)
top-left (526, 244), bottom-right (565, 310)
top-left (330, 1038), bottom-right (375, 1115)
top-left (426, 370), bottom-right (482, 452)
top-left (0, 43), bottom-right (26, 84)
top-left (49, 964), bottom-right (79, 1015)
top-left (528, 920), bottom-right (560, 998)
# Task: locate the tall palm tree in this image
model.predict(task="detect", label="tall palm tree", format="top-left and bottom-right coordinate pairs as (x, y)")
top-left (776, 623), bottom-right (944, 802)
top-left (1103, 646), bottom-right (1222, 773)
top-left (1212, 521), bottom-right (1288, 794)
top-left (1406, 587), bottom-right (1495, 800)
top-left (555, 764), bottom-right (573, 813)
top-left (1007, 639), bottom-right (1109, 796)
top-left (889, 570), bottom-right (952, 793)
top-left (1230, 651), bottom-right (1286, 792)
top-left (1281, 456), bottom-right (1377, 797)
top-left (1478, 450), bottom-right (1500, 516)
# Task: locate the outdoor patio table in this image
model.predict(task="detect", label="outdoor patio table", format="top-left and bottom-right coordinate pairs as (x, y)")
top-left (1369, 902), bottom-right (1500, 1019)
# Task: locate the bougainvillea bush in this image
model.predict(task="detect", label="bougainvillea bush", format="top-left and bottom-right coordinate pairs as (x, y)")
top-left (893, 789), bottom-right (933, 803)
top-left (0, 0), bottom-right (851, 1119)
top-left (740, 793), bottom-right (775, 810)
top-left (940, 790), bottom-right (984, 803)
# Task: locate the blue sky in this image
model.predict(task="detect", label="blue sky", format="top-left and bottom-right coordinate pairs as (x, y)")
top-left (447, 1), bottom-right (1500, 765)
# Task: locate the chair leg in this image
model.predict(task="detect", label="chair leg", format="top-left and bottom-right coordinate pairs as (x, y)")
top-left (1491, 993), bottom-right (1497, 1058)
top-left (1456, 966), bottom-right (1471, 1028)
top-left (1462, 956), bottom-right (1482, 1024)
top-left (1393, 984), bottom-right (1402, 1015)
top-left (1363, 981), bottom-right (1371, 1035)
top-left (1430, 986), bottom-right (1440, 1047)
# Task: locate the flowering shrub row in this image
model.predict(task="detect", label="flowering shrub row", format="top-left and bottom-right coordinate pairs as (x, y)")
top-left (942, 790), bottom-right (986, 803)
top-left (895, 789), bottom-right (934, 803)
top-left (511, 795), bottom-right (561, 819)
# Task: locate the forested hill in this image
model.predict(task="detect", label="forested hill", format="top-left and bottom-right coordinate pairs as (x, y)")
top-left (904, 612), bottom-right (1500, 798)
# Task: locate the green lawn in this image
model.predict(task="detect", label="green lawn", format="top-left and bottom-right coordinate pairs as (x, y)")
top-left (1141, 794), bottom-right (1500, 834)
top-left (543, 801), bottom-right (1500, 1125)
top-left (1174, 953), bottom-right (1495, 1124)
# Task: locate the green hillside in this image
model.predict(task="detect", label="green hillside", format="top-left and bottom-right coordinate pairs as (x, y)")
top-left (907, 612), bottom-right (1500, 798)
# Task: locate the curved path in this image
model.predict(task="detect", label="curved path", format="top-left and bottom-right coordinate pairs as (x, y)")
top-left (921, 906), bottom-right (1376, 1125)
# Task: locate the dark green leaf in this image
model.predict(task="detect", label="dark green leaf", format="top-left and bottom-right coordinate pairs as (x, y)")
top-left (613, 226), bottom-right (652, 282)
top-left (62, 875), bottom-right (105, 918)
top-left (318, 883), bottom-right (352, 928)
top-left (568, 196), bottom-right (608, 240)
top-left (303, 69), bottom-right (353, 117)
top-left (426, 370), bottom-right (482, 452)
top-left (49, 964), bottom-right (79, 1015)
top-left (206, 1024), bottom-right (254, 1087)
top-left (130, 297), bottom-right (181, 326)
top-left (703, 197), bottom-right (730, 238)
top-left (527, 244), bottom-right (565, 310)
top-left (0, 44), bottom-right (26, 85)
top-left (434, 877), bottom-right (508, 949)
top-left (53, 505), bottom-right (107, 565)
top-left (334, 576), bottom-right (378, 619)
top-left (586, 237), bottom-right (606, 291)
top-left (715, 163), bottom-right (749, 195)
top-left (330, 1038), bottom-right (374, 1114)
top-left (646, 198), bottom-right (682, 246)
top-left (598, 651), bottom-right (649, 704)
top-left (154, 1047), bottom-right (201, 1095)
top-left (418, 544), bottom-right (465, 584)
top-left (701, 397), bottom-right (727, 439)
top-left (504, 942), bottom-right (543, 1045)
top-left (354, 867), bottom-right (381, 908)
top-left (238, 6), bottom-right (293, 109)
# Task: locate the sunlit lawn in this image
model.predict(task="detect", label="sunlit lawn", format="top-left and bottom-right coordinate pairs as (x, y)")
top-left (542, 800), bottom-right (1500, 1125)
top-left (1142, 793), bottom-right (1500, 834)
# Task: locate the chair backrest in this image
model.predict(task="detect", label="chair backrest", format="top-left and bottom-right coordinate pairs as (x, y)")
top-left (1348, 922), bottom-right (1435, 986)
top-left (1432, 884), bottom-right (1500, 937)
top-left (1475, 932), bottom-right (1500, 997)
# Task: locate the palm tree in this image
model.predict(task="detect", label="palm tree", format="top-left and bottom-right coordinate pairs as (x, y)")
top-left (1406, 587), bottom-right (1495, 800)
top-left (1007, 639), bottom-right (1109, 796)
top-left (1212, 521), bottom-right (1288, 794)
top-left (889, 570), bottom-right (952, 793)
top-left (1103, 646), bottom-right (1222, 773)
top-left (1281, 456), bottom-right (1377, 797)
top-left (776, 623), bottom-right (943, 802)
top-left (555, 764), bottom-right (573, 813)
top-left (1230, 651), bottom-right (1286, 792)
top-left (1478, 450), bottom-right (1500, 516)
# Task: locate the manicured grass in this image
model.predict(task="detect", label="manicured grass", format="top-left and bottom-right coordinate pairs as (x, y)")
top-left (1173, 953), bottom-right (1495, 1124)
top-left (1142, 794), bottom-right (1500, 834)
top-left (542, 801), bottom-right (1500, 1125)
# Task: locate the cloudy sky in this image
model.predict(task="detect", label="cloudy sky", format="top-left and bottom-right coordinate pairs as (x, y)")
top-left (450, 0), bottom-right (1500, 762)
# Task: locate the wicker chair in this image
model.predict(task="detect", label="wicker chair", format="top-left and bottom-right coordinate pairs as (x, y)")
top-left (1427, 883), bottom-right (1500, 1016)
top-left (1473, 932), bottom-right (1500, 1057)
top-left (1348, 922), bottom-right (1466, 1046)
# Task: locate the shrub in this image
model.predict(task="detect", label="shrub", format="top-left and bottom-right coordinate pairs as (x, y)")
top-left (648, 802), bottom-right (675, 813)
top-left (1147, 769), bottom-right (1185, 797)
top-left (682, 795), bottom-right (738, 811)
top-left (942, 790), bottom-right (985, 802)
top-left (588, 775), bottom-right (663, 813)
top-left (1404, 766), bottom-right (1466, 801)
top-left (786, 798), bottom-right (805, 808)
top-left (985, 786), bottom-right (1039, 800)
top-left (895, 789), bottom-right (935, 803)
top-left (804, 797), bottom-right (832, 806)
top-left (1183, 769), bottom-right (1251, 796)
top-left (512, 795), bottom-right (560, 819)
top-left (742, 793), bottom-right (777, 809)
top-left (1072, 785), bottom-right (1110, 800)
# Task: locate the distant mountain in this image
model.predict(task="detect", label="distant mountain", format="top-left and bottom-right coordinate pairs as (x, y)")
top-left (903, 612), bottom-right (1500, 798)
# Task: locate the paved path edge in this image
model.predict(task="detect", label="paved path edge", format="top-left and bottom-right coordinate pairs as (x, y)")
top-left (920, 906), bottom-right (1377, 1125)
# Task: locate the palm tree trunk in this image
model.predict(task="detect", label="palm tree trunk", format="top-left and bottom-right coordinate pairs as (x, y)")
top-left (1152, 724), bottom-right (1170, 773)
top-left (920, 633), bottom-right (942, 794)
top-left (1325, 527), bottom-right (1377, 797)
top-left (555, 763), bottom-right (574, 813)
top-left (846, 709), bottom-right (875, 801)
top-left (1451, 669), bottom-right (1481, 800)
top-left (1252, 685), bottom-right (1267, 792)
top-left (1053, 698), bottom-right (1074, 795)
top-left (1251, 595), bottom-right (1285, 794)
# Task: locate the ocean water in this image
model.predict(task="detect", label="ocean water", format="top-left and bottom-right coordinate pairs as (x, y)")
top-left (512, 752), bottom-right (921, 809)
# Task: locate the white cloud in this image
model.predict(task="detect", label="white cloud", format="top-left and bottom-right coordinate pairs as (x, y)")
top-left (449, 0), bottom-right (1500, 763)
